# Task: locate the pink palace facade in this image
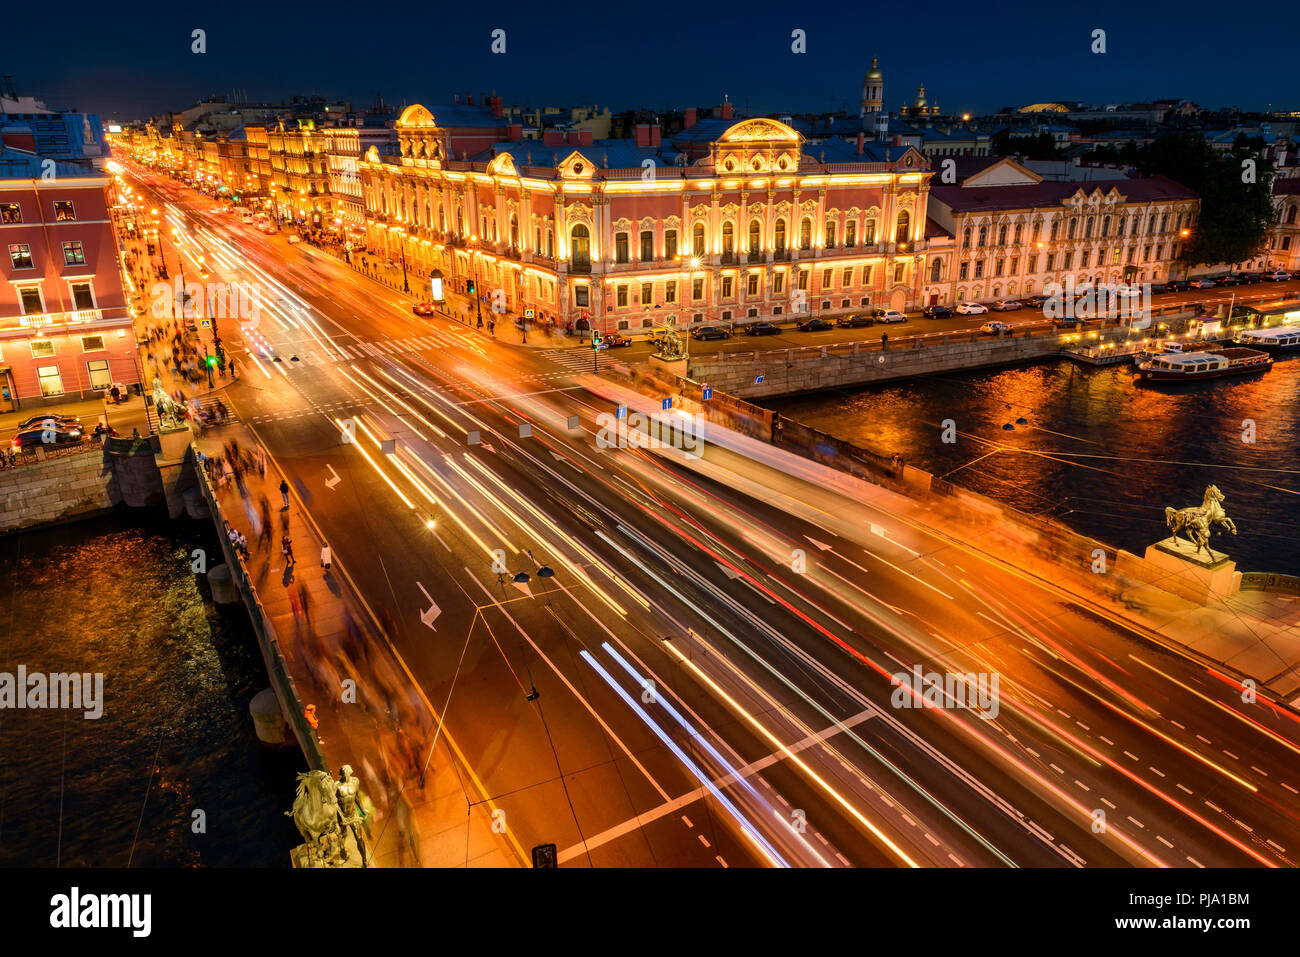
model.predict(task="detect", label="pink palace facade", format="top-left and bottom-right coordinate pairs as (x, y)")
top-left (359, 105), bottom-right (934, 333)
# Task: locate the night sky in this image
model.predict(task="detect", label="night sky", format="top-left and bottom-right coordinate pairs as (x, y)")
top-left (10, 0), bottom-right (1296, 121)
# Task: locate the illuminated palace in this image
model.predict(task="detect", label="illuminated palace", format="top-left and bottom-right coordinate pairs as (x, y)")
top-left (359, 104), bottom-right (933, 332)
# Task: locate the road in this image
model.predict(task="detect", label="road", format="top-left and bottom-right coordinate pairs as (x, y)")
top-left (118, 159), bottom-right (1300, 869)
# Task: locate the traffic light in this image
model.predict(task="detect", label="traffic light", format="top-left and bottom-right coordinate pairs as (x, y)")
top-left (466, 278), bottom-right (476, 295)
top-left (206, 355), bottom-right (217, 368)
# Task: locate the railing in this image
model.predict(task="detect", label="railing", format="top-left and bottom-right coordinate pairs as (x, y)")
top-left (1240, 572), bottom-right (1300, 596)
top-left (569, 260), bottom-right (592, 274)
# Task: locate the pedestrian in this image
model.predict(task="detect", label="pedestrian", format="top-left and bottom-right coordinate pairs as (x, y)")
top-left (280, 477), bottom-right (290, 510)
top-left (487, 319), bottom-right (495, 338)
top-left (320, 544), bottom-right (332, 570)
top-left (881, 331), bottom-right (888, 348)
top-left (228, 357), bottom-right (238, 380)
top-left (282, 533), bottom-right (295, 565)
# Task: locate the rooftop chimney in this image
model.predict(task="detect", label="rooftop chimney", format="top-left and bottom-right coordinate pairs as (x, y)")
top-left (720, 99), bottom-right (734, 120)
top-left (683, 107), bottom-right (698, 129)
top-left (489, 95), bottom-right (503, 119)
top-left (635, 123), bottom-right (651, 147)
top-left (856, 132), bottom-right (864, 155)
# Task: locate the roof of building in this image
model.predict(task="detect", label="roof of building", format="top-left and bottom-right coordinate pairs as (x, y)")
top-left (925, 216), bottom-right (953, 239)
top-left (421, 103), bottom-right (507, 130)
top-left (1274, 178), bottom-right (1300, 196)
top-left (472, 139), bottom-right (678, 169)
top-left (930, 173), bottom-right (1197, 213)
top-left (0, 147), bottom-right (105, 180)
top-left (813, 135), bottom-right (915, 164)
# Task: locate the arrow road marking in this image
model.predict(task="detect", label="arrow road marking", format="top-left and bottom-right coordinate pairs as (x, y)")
top-left (324, 464), bottom-right (341, 489)
top-left (416, 581), bottom-right (441, 630)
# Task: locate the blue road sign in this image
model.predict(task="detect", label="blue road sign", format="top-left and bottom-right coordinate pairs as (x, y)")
top-left (702, 386), bottom-right (713, 401)
top-left (615, 405), bottom-right (626, 419)
top-left (200, 319), bottom-right (211, 328)
top-left (524, 308), bottom-right (535, 319)
top-left (662, 397), bottom-right (672, 410)
top-left (755, 374), bottom-right (765, 384)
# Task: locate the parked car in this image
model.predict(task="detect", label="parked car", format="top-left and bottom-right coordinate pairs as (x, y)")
top-left (797, 318), bottom-right (833, 331)
top-left (692, 325), bottom-right (730, 340)
top-left (992, 299), bottom-right (1022, 311)
top-left (1148, 283), bottom-right (1167, 294)
top-left (979, 320), bottom-right (1013, 335)
top-left (956, 302), bottom-right (989, 315)
top-left (12, 425), bottom-right (82, 449)
top-left (922, 305), bottom-right (954, 319)
top-left (1238, 272), bottom-right (1264, 284)
top-left (1020, 295), bottom-right (1049, 308)
top-left (744, 322), bottom-right (782, 336)
top-left (876, 310), bottom-right (908, 323)
top-left (601, 332), bottom-right (632, 347)
top-left (1188, 278), bottom-right (1216, 289)
top-left (16, 413), bottom-right (80, 430)
top-left (412, 302), bottom-right (435, 316)
top-left (1216, 274), bottom-right (1242, 286)
top-left (1164, 280), bottom-right (1190, 292)
top-left (1266, 270), bottom-right (1293, 282)
top-left (835, 313), bottom-right (874, 328)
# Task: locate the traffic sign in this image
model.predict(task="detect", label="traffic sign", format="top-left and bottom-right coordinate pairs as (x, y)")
top-left (702, 386), bottom-right (713, 401)
top-left (755, 374), bottom-right (765, 385)
top-left (200, 319), bottom-right (211, 328)
top-left (662, 397), bottom-right (672, 410)
top-left (524, 308), bottom-right (535, 319)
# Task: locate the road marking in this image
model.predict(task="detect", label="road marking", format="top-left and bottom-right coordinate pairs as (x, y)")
top-left (1074, 780), bottom-right (1090, 791)
top-left (1101, 798), bottom-right (1117, 809)
top-left (1157, 836), bottom-right (1174, 848)
top-left (1188, 856), bottom-right (1204, 868)
top-left (681, 815), bottom-right (693, 828)
top-left (698, 834), bottom-right (711, 848)
top-left (1127, 816), bottom-right (1145, 828)
top-left (1251, 765), bottom-right (1268, 776)
top-left (1176, 783), bottom-right (1193, 794)
top-left (1267, 839), bottom-right (1286, 853)
top-left (716, 856), bottom-right (728, 868)
top-left (1122, 751), bottom-right (1140, 761)
top-left (1223, 750), bottom-right (1239, 760)
top-left (1099, 735), bottom-right (1114, 746)
top-left (1149, 767), bottom-right (1165, 777)
top-left (1196, 734), bottom-right (1212, 744)
top-left (1282, 783), bottom-right (1298, 794)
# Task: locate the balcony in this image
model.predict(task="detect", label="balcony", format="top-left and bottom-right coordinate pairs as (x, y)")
top-left (773, 249), bottom-right (791, 262)
top-left (720, 252), bottom-right (737, 266)
top-left (569, 259), bottom-right (592, 274)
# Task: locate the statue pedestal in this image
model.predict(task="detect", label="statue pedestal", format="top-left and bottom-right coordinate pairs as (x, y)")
top-left (648, 354), bottom-right (688, 378)
top-left (290, 828), bottom-right (367, 868)
top-left (1135, 537), bottom-right (1241, 604)
top-left (157, 423), bottom-right (192, 463)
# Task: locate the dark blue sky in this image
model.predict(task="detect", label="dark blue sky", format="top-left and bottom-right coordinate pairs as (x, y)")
top-left (11, 0), bottom-right (1296, 121)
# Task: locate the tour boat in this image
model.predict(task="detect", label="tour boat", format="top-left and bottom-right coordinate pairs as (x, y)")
top-left (1136, 346), bottom-right (1272, 381)
top-left (1231, 326), bottom-right (1300, 353)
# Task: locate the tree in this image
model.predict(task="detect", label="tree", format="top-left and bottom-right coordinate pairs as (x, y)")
top-left (1137, 133), bottom-right (1275, 267)
top-left (991, 130), bottom-right (1062, 160)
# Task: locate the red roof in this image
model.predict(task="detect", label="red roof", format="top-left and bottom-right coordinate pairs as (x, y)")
top-left (925, 216), bottom-right (953, 239)
top-left (929, 174), bottom-right (1197, 214)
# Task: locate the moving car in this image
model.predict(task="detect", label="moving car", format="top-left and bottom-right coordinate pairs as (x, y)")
top-left (922, 305), bottom-right (953, 319)
top-left (17, 413), bottom-right (80, 430)
top-left (744, 322), bottom-right (781, 335)
top-left (1188, 278), bottom-right (1215, 289)
top-left (12, 424), bottom-right (83, 449)
top-left (692, 325), bottom-right (730, 340)
top-left (412, 302), bottom-right (435, 316)
top-left (992, 299), bottom-right (1022, 311)
top-left (979, 320), bottom-right (1013, 335)
top-left (287, 235), bottom-right (302, 245)
top-left (876, 310), bottom-right (908, 323)
top-left (835, 313), bottom-right (874, 328)
top-left (797, 318), bottom-right (833, 331)
top-left (601, 332), bottom-right (632, 347)
top-left (956, 302), bottom-right (989, 315)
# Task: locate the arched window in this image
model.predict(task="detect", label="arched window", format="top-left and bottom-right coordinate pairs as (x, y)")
top-left (977, 225), bottom-right (987, 248)
top-left (438, 205), bottom-right (446, 233)
top-left (1085, 216), bottom-right (1094, 238)
top-left (693, 222), bottom-right (706, 256)
top-left (1101, 215), bottom-right (1110, 237)
top-left (963, 226), bottom-right (972, 247)
top-left (895, 210), bottom-right (910, 245)
top-left (1068, 219), bottom-right (1077, 240)
top-left (825, 220), bottom-right (836, 248)
top-left (799, 217), bottom-right (811, 250)
top-left (510, 214), bottom-right (519, 249)
top-left (1013, 223), bottom-right (1023, 245)
top-left (748, 219), bottom-right (761, 256)
top-left (1288, 206), bottom-right (1298, 225)
top-left (722, 221), bottom-right (735, 255)
top-left (1050, 220), bottom-right (1060, 241)
top-left (930, 258), bottom-right (943, 282)
top-left (570, 224), bottom-right (590, 266)
top-left (998, 225), bottom-right (1008, 245)
top-left (774, 218), bottom-right (787, 252)
top-left (865, 218), bottom-right (877, 245)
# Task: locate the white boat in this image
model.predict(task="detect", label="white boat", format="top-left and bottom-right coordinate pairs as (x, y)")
top-left (1232, 326), bottom-right (1300, 352)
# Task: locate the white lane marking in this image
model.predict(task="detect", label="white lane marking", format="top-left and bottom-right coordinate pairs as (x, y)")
top-left (1251, 765), bottom-right (1268, 776)
top-left (1188, 856), bottom-right (1205, 868)
top-left (716, 856), bottom-right (728, 868)
top-left (1127, 816), bottom-right (1145, 828)
top-left (1282, 783), bottom-right (1299, 795)
top-left (698, 835), bottom-right (711, 848)
top-left (681, 815), bottom-right (693, 829)
top-left (1150, 767), bottom-right (1166, 777)
top-left (1176, 783), bottom-right (1193, 795)
top-left (1223, 750), bottom-right (1240, 760)
top-left (1122, 751), bottom-right (1140, 761)
top-left (1099, 735), bottom-right (1114, 746)
top-left (1157, 836), bottom-right (1174, 849)
top-left (1100, 798), bottom-right (1117, 809)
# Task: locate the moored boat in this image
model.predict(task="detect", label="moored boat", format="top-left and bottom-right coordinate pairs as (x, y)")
top-left (1232, 326), bottom-right (1300, 352)
top-left (1136, 346), bottom-right (1272, 381)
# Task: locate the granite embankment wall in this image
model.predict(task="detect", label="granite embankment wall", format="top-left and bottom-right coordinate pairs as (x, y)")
top-left (0, 437), bottom-right (168, 534)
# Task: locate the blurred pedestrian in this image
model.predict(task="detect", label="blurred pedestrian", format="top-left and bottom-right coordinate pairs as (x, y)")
top-left (320, 544), bottom-right (331, 570)
top-left (282, 533), bottom-right (295, 566)
top-left (280, 477), bottom-right (290, 510)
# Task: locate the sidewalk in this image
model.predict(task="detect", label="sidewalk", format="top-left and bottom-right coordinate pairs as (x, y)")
top-left (195, 421), bottom-right (521, 867)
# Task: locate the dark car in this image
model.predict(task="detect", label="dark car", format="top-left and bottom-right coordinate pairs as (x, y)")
top-left (12, 425), bottom-right (83, 449)
top-left (692, 325), bottom-right (730, 341)
top-left (1148, 283), bottom-right (1167, 294)
top-left (1216, 274), bottom-right (1242, 286)
top-left (744, 322), bottom-right (781, 336)
top-left (922, 305), bottom-right (954, 319)
top-left (17, 413), bottom-right (80, 430)
top-left (1020, 295), bottom-right (1049, 309)
top-left (601, 332), bottom-right (632, 347)
top-left (1238, 272), bottom-right (1264, 284)
top-left (412, 302), bottom-right (436, 316)
top-left (836, 313), bottom-right (874, 328)
top-left (1165, 280), bottom-right (1190, 292)
top-left (797, 318), bottom-right (833, 331)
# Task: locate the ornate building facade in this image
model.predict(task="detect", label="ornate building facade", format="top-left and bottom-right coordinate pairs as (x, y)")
top-left (359, 106), bottom-right (933, 332)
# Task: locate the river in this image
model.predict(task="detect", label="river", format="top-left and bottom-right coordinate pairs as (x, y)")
top-left (768, 355), bottom-right (1300, 576)
top-left (0, 509), bottom-right (304, 867)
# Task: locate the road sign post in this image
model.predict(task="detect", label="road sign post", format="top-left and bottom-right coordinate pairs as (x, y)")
top-left (592, 331), bottom-right (602, 373)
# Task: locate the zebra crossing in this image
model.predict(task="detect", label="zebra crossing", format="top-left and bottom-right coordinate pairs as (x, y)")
top-left (261, 329), bottom-right (470, 367)
top-left (541, 348), bottom-right (601, 374)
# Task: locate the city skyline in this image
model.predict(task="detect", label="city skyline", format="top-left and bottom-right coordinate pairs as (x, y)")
top-left (9, 0), bottom-right (1298, 121)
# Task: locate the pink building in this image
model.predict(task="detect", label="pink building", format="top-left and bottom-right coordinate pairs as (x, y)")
top-left (0, 153), bottom-right (137, 409)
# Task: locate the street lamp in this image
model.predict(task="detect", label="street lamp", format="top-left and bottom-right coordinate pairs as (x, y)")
top-left (398, 223), bottom-right (410, 293)
top-left (469, 235), bottom-right (484, 328)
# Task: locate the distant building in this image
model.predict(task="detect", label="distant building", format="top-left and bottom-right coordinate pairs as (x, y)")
top-left (0, 87), bottom-right (107, 171)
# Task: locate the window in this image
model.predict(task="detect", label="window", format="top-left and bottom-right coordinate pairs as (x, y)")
top-left (1063, 251), bottom-right (1073, 269)
top-left (1101, 216), bottom-right (1110, 237)
top-left (721, 276), bottom-right (734, 298)
top-left (722, 310), bottom-right (732, 321)
top-left (19, 287), bottom-right (43, 315)
top-left (510, 215), bottom-right (519, 249)
top-left (825, 221), bottom-right (836, 248)
top-left (640, 230), bottom-right (653, 261)
top-left (1085, 217), bottom-right (1094, 239)
top-left (693, 223), bottom-right (706, 256)
top-left (31, 340), bottom-right (55, 358)
top-left (1113, 248), bottom-right (1121, 265)
top-left (81, 335), bottom-right (105, 351)
top-left (842, 267), bottom-right (853, 286)
top-left (1126, 246), bottom-right (1135, 264)
top-left (978, 226), bottom-right (987, 248)
top-left (615, 232), bottom-right (629, 263)
top-left (1050, 220), bottom-right (1060, 241)
top-left (570, 225), bottom-right (590, 266)
top-left (9, 243), bottom-right (32, 269)
top-left (895, 210), bottom-right (910, 245)
top-left (722, 222), bottom-right (735, 255)
top-left (974, 260), bottom-right (984, 279)
top-left (63, 241), bottom-right (85, 265)
top-left (1283, 236), bottom-right (1293, 251)
top-left (748, 220), bottom-right (761, 256)
top-left (747, 307), bottom-right (758, 317)
top-left (574, 285), bottom-right (590, 307)
top-left (995, 258), bottom-right (1004, 277)
top-left (87, 359), bottom-right (112, 390)
top-left (863, 266), bottom-right (872, 283)
top-left (1014, 224), bottom-right (1023, 245)
top-left (1046, 253), bottom-right (1055, 271)
top-left (822, 268), bottom-right (833, 289)
top-left (0, 203), bottom-right (20, 224)
top-left (998, 225), bottom-right (1008, 245)
top-left (959, 261), bottom-right (969, 280)
top-left (53, 201), bottom-right (76, 221)
top-left (797, 269), bottom-right (808, 290)
top-left (1080, 250), bottom-right (1090, 268)
top-left (1027, 255), bottom-right (1036, 273)
top-left (845, 221), bottom-right (856, 247)
top-left (640, 283), bottom-right (653, 305)
top-left (1068, 219), bottom-right (1077, 240)
top-left (38, 365), bottom-right (63, 396)
top-left (893, 263), bottom-right (905, 283)
top-left (616, 285), bottom-right (628, 307)
top-left (963, 226), bottom-right (973, 247)
top-left (665, 229), bottom-right (677, 260)
top-left (799, 217), bottom-right (811, 250)
top-left (864, 219), bottom-right (876, 245)
top-left (665, 280), bottom-right (677, 303)
top-left (773, 272), bottom-right (785, 294)
top-left (930, 259), bottom-right (942, 282)
top-left (692, 277), bottom-right (704, 300)
top-left (774, 219), bottom-right (786, 252)
top-left (1287, 207), bottom-right (1298, 225)
top-left (1156, 244), bottom-right (1164, 260)
top-left (747, 273), bottom-right (759, 295)
top-left (1010, 256), bottom-right (1019, 273)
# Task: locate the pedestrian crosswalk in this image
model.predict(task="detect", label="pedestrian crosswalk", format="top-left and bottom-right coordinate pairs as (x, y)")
top-left (257, 328), bottom-right (474, 367)
top-left (541, 348), bottom-right (601, 374)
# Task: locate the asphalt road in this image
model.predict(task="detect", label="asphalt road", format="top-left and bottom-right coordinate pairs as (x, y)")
top-left (120, 161), bottom-right (1300, 869)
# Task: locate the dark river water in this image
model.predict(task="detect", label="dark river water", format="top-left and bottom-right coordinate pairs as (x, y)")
top-left (769, 355), bottom-right (1300, 576)
top-left (0, 509), bottom-right (304, 867)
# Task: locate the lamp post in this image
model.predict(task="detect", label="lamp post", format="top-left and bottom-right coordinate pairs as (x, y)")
top-left (396, 220), bottom-right (410, 293)
top-left (469, 235), bottom-right (484, 327)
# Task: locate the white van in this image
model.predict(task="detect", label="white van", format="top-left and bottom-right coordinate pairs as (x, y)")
top-left (240, 211), bottom-right (254, 224)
